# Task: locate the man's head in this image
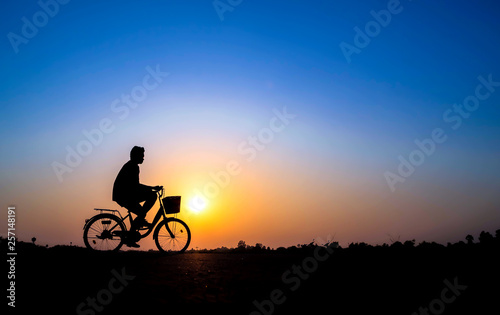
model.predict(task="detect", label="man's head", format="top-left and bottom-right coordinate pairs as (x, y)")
top-left (130, 146), bottom-right (145, 164)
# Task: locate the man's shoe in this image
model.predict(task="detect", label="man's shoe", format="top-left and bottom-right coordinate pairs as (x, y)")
top-left (125, 241), bottom-right (140, 248)
top-left (113, 230), bottom-right (126, 238)
top-left (122, 231), bottom-right (141, 248)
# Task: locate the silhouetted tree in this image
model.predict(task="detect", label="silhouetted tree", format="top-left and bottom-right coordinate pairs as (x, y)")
top-left (237, 240), bottom-right (246, 250)
top-left (479, 231), bottom-right (494, 244)
top-left (465, 234), bottom-right (474, 245)
top-left (329, 241), bottom-right (340, 249)
top-left (417, 241), bottom-right (445, 250)
top-left (403, 240), bottom-right (415, 248)
top-left (31, 237), bottom-right (36, 244)
top-left (495, 229), bottom-right (500, 239)
top-left (390, 241), bottom-right (403, 249)
top-left (348, 242), bottom-right (371, 250)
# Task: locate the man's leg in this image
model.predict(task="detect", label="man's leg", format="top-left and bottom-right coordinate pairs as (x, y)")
top-left (125, 202), bottom-right (147, 233)
top-left (130, 189), bottom-right (156, 230)
top-left (142, 190), bottom-right (157, 213)
top-left (137, 187), bottom-right (157, 213)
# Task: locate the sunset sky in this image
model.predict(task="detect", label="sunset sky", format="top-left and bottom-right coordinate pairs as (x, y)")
top-left (1, 0), bottom-right (500, 250)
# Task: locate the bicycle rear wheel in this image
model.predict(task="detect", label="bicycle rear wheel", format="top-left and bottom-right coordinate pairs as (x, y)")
top-left (154, 218), bottom-right (191, 253)
top-left (83, 213), bottom-right (126, 251)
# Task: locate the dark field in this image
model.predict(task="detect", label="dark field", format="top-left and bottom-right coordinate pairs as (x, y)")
top-left (7, 239), bottom-right (500, 315)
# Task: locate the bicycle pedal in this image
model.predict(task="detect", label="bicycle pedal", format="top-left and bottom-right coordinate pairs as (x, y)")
top-left (113, 232), bottom-right (128, 240)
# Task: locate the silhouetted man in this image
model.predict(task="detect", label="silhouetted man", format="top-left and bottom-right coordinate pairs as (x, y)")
top-left (113, 146), bottom-right (160, 247)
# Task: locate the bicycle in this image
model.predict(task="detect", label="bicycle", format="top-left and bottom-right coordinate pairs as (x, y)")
top-left (83, 187), bottom-right (191, 252)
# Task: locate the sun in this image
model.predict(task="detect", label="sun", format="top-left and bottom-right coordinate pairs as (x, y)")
top-left (188, 195), bottom-right (208, 214)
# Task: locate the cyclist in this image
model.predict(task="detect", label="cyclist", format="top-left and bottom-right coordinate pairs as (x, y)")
top-left (113, 146), bottom-right (161, 247)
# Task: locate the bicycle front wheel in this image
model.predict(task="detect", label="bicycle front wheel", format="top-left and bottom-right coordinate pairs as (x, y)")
top-left (83, 213), bottom-right (126, 251)
top-left (154, 218), bottom-right (191, 253)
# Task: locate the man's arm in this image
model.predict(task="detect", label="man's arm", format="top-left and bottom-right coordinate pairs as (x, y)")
top-left (139, 183), bottom-right (162, 191)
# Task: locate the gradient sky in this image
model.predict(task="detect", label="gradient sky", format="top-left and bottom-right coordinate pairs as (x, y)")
top-left (1, 0), bottom-right (499, 250)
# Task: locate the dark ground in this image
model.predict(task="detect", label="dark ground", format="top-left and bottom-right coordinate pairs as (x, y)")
top-left (4, 238), bottom-right (500, 315)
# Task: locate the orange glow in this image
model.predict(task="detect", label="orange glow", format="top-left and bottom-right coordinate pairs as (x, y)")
top-left (5, 102), bottom-right (500, 252)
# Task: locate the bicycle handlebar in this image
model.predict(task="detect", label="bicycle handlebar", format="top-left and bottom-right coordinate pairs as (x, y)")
top-left (156, 186), bottom-right (164, 197)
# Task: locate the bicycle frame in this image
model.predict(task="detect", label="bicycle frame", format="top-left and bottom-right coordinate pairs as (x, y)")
top-left (93, 189), bottom-right (175, 239)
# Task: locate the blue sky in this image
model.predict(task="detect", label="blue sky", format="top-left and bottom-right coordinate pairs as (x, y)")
top-left (1, 0), bottom-right (499, 248)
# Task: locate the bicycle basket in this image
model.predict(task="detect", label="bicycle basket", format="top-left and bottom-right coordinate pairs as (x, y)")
top-left (162, 196), bottom-right (181, 214)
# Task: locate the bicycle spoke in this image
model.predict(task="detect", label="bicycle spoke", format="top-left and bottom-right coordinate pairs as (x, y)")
top-left (155, 220), bottom-right (189, 252)
top-left (89, 225), bottom-right (102, 234)
top-left (160, 237), bottom-right (174, 251)
top-left (84, 215), bottom-right (124, 251)
top-left (171, 222), bottom-right (177, 235)
top-left (97, 220), bottom-right (104, 232)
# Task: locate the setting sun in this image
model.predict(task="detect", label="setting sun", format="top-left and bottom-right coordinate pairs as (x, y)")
top-left (188, 195), bottom-right (208, 214)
